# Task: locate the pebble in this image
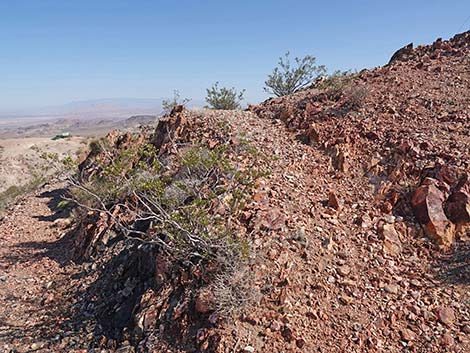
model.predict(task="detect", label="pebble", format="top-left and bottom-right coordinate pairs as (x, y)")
top-left (441, 333), bottom-right (454, 346)
top-left (270, 321), bottom-right (282, 331)
top-left (30, 343), bottom-right (41, 350)
top-left (384, 284), bottom-right (399, 294)
top-left (384, 215), bottom-right (396, 223)
top-left (436, 307), bottom-right (455, 326)
top-left (337, 265), bottom-right (351, 277)
top-left (243, 345), bottom-right (255, 353)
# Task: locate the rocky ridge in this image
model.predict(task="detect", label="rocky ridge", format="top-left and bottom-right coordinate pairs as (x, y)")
top-left (0, 32), bottom-right (469, 353)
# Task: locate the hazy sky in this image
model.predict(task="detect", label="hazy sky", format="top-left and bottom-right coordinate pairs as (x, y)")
top-left (1, 0), bottom-right (469, 111)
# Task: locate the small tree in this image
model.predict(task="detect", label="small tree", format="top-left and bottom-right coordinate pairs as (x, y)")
top-left (205, 82), bottom-right (245, 110)
top-left (162, 90), bottom-right (191, 113)
top-left (264, 52), bottom-right (326, 97)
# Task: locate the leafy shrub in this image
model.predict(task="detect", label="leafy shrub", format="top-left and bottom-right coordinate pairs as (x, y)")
top-left (264, 51), bottom-right (326, 97)
top-left (66, 123), bottom-right (274, 322)
top-left (205, 82), bottom-right (245, 110)
top-left (72, 136), bottom-right (268, 259)
top-left (162, 90), bottom-right (191, 114)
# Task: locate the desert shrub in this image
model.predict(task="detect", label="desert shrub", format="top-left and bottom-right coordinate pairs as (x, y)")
top-left (0, 177), bottom-right (45, 213)
top-left (343, 84), bottom-right (368, 109)
top-left (208, 260), bottom-right (259, 319)
top-left (68, 129), bottom-right (271, 320)
top-left (162, 90), bottom-right (191, 114)
top-left (264, 51), bottom-right (326, 97)
top-left (315, 70), bottom-right (367, 109)
top-left (316, 70), bottom-right (354, 99)
top-left (205, 82), bottom-right (245, 110)
top-left (64, 123), bottom-right (275, 322)
top-left (71, 138), bottom-right (267, 259)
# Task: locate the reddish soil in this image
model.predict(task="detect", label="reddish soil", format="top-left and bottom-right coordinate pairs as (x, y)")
top-left (0, 32), bottom-right (469, 353)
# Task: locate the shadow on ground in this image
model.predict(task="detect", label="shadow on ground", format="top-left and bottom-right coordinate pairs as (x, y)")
top-left (33, 188), bottom-right (72, 222)
top-left (0, 230), bottom-right (210, 351)
top-left (434, 238), bottom-right (470, 286)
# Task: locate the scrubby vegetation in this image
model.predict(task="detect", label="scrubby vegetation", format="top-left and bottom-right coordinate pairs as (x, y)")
top-left (316, 70), bottom-right (368, 109)
top-left (0, 177), bottom-right (44, 214)
top-left (264, 51), bottom-right (326, 97)
top-left (205, 82), bottom-right (245, 110)
top-left (162, 90), bottom-right (191, 113)
top-left (66, 121), bottom-right (270, 318)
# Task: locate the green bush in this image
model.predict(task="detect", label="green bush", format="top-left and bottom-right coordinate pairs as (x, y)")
top-left (264, 51), bottom-right (326, 97)
top-left (205, 82), bottom-right (245, 110)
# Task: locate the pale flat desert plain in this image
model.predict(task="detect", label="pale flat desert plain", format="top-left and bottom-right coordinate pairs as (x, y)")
top-left (0, 114), bottom-right (158, 201)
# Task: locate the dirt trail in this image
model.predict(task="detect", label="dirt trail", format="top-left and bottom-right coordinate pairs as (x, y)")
top-left (0, 184), bottom-right (81, 352)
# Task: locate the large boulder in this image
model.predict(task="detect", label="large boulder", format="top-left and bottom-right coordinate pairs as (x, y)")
top-left (411, 179), bottom-right (455, 247)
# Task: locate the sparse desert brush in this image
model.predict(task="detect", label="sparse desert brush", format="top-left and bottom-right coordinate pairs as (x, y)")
top-left (65, 122), bottom-right (272, 319)
top-left (0, 177), bottom-right (45, 213)
top-left (70, 129), bottom-right (267, 277)
top-left (205, 82), bottom-right (245, 110)
top-left (264, 51), bottom-right (326, 97)
top-left (208, 259), bottom-right (259, 319)
top-left (315, 70), bottom-right (367, 109)
top-left (343, 84), bottom-right (368, 109)
top-left (162, 90), bottom-right (191, 114)
top-left (316, 70), bottom-right (355, 99)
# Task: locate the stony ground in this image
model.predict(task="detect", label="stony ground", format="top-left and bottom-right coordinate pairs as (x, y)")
top-left (0, 32), bottom-right (469, 353)
top-left (0, 184), bottom-right (81, 352)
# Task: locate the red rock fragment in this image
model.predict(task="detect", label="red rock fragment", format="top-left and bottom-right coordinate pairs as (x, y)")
top-left (296, 338), bottom-right (306, 348)
top-left (436, 307), bottom-right (455, 326)
top-left (411, 181), bottom-right (454, 246)
top-left (441, 333), bottom-right (455, 347)
top-left (446, 174), bottom-right (470, 224)
top-left (259, 208), bottom-right (286, 231)
top-left (327, 191), bottom-right (341, 210)
top-left (379, 223), bottom-right (402, 256)
top-left (400, 328), bottom-right (416, 341)
top-left (281, 326), bottom-right (294, 342)
top-left (152, 105), bottom-right (188, 153)
top-left (445, 190), bottom-right (470, 224)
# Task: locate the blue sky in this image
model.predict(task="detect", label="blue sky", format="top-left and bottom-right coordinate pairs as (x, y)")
top-left (1, 0), bottom-right (469, 111)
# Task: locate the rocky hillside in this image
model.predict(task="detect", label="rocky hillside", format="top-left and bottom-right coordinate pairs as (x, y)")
top-left (0, 32), bottom-right (469, 353)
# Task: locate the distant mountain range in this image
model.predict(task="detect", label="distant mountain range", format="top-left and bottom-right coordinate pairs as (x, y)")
top-left (0, 97), bottom-right (205, 120)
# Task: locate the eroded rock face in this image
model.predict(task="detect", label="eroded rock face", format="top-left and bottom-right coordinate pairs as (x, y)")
top-left (411, 180), bottom-right (455, 247)
top-left (152, 105), bottom-right (189, 153)
top-left (388, 43), bottom-right (414, 65)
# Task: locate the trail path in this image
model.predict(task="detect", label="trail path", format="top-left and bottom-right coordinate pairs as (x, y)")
top-left (0, 184), bottom-right (81, 353)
